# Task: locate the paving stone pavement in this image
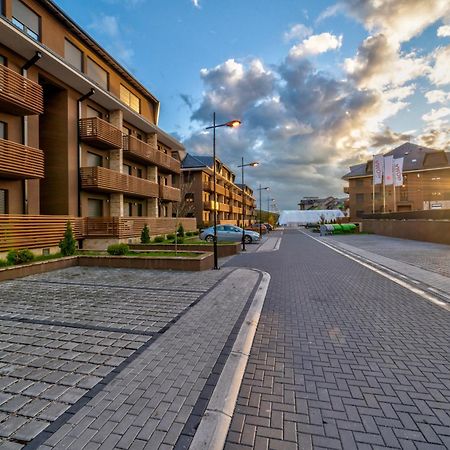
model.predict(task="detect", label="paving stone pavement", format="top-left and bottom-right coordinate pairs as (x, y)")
top-left (224, 230), bottom-right (450, 449)
top-left (0, 267), bottom-right (230, 449)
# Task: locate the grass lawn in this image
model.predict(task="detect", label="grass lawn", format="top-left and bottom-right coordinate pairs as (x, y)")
top-left (79, 250), bottom-right (204, 258)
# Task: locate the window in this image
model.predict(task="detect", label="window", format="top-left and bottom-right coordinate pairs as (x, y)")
top-left (356, 193), bottom-right (364, 204)
top-left (185, 193), bottom-right (194, 203)
top-left (122, 126), bottom-right (131, 135)
top-left (0, 189), bottom-right (8, 214)
top-left (120, 85), bottom-right (140, 113)
top-left (123, 164), bottom-right (132, 175)
top-left (88, 199), bottom-right (103, 217)
top-left (0, 122), bottom-right (7, 139)
top-left (124, 202), bottom-right (132, 217)
top-left (64, 39), bottom-right (83, 71)
top-left (87, 152), bottom-right (102, 167)
top-left (12, 0), bottom-right (40, 40)
top-left (86, 106), bottom-right (101, 118)
top-left (136, 168), bottom-right (143, 179)
top-left (0, 55), bottom-right (5, 66)
top-left (137, 203), bottom-right (143, 217)
top-left (86, 57), bottom-right (108, 90)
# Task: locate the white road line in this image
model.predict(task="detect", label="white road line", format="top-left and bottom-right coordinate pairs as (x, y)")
top-left (299, 231), bottom-right (450, 312)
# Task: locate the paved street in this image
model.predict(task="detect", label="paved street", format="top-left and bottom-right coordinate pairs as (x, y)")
top-left (224, 230), bottom-right (450, 449)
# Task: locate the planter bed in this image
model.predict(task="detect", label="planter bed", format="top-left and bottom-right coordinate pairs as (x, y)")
top-left (130, 242), bottom-right (241, 258)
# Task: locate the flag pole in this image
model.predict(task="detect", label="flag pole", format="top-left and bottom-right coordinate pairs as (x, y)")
top-left (393, 184), bottom-right (396, 212)
top-left (372, 155), bottom-right (375, 213)
top-left (383, 182), bottom-right (386, 213)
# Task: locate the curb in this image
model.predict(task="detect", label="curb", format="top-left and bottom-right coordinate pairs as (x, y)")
top-left (189, 270), bottom-right (271, 450)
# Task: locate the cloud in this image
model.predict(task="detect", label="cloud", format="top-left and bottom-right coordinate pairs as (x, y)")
top-left (283, 24), bottom-right (313, 42)
top-left (417, 127), bottom-right (450, 149)
top-left (289, 33), bottom-right (343, 59)
top-left (191, 0), bottom-right (200, 8)
top-left (422, 107), bottom-right (450, 122)
top-left (370, 128), bottom-right (413, 147)
top-left (180, 93), bottom-right (194, 110)
top-left (437, 25), bottom-right (450, 37)
top-left (428, 45), bottom-right (450, 85)
top-left (425, 89), bottom-right (450, 103)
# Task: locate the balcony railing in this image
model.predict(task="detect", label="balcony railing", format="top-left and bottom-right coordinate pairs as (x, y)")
top-left (156, 151), bottom-right (181, 174)
top-left (0, 64), bottom-right (43, 115)
top-left (0, 138), bottom-right (44, 179)
top-left (123, 135), bottom-right (159, 164)
top-left (79, 117), bottom-right (122, 149)
top-left (344, 186), bottom-right (349, 194)
top-left (80, 166), bottom-right (159, 198)
top-left (159, 184), bottom-right (181, 202)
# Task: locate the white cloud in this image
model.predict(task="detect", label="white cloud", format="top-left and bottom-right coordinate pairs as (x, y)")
top-left (192, 0), bottom-right (200, 8)
top-left (283, 24), bottom-right (312, 42)
top-left (437, 25), bottom-right (450, 37)
top-left (425, 89), bottom-right (450, 103)
top-left (289, 33), bottom-right (343, 59)
top-left (428, 45), bottom-right (450, 85)
top-left (422, 107), bottom-right (450, 122)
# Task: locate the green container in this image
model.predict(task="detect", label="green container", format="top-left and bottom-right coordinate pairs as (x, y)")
top-left (332, 224), bottom-right (343, 233)
top-left (341, 223), bottom-right (357, 232)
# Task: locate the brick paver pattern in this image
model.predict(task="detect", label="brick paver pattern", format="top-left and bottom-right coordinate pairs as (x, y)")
top-left (225, 230), bottom-right (450, 449)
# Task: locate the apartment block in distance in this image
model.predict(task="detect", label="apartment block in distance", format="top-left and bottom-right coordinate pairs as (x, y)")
top-left (180, 154), bottom-right (257, 227)
top-left (343, 143), bottom-right (450, 218)
top-left (0, 0), bottom-right (195, 253)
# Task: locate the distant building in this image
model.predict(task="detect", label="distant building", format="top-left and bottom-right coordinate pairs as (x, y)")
top-left (298, 196), bottom-right (346, 210)
top-left (342, 143), bottom-right (450, 217)
top-left (180, 154), bottom-right (256, 227)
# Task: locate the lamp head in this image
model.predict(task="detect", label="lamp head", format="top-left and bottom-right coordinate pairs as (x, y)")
top-left (250, 162), bottom-right (259, 167)
top-left (226, 120), bottom-right (242, 128)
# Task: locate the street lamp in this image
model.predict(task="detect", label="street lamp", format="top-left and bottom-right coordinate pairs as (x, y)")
top-left (267, 197), bottom-right (275, 231)
top-left (205, 113), bottom-right (242, 270)
top-left (237, 159), bottom-right (259, 251)
top-left (257, 185), bottom-right (270, 238)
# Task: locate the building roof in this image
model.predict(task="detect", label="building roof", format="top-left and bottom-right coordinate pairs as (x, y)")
top-left (342, 143), bottom-right (450, 179)
top-left (181, 154), bottom-right (214, 169)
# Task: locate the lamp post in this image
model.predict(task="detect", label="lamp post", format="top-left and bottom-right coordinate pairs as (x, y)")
top-left (205, 113), bottom-right (241, 270)
top-left (257, 185), bottom-right (270, 238)
top-left (267, 197), bottom-right (275, 231)
top-left (237, 159), bottom-right (259, 251)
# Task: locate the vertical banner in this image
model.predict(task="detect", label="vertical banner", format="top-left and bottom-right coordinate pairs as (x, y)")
top-left (373, 155), bottom-right (384, 185)
top-left (384, 156), bottom-right (394, 185)
top-left (393, 158), bottom-right (404, 186)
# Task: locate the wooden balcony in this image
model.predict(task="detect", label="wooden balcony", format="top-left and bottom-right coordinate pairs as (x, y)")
top-left (343, 186), bottom-right (349, 194)
top-left (79, 117), bottom-right (122, 149)
top-left (232, 206), bottom-right (241, 214)
top-left (123, 135), bottom-right (159, 164)
top-left (0, 215), bottom-right (82, 252)
top-left (80, 166), bottom-right (159, 198)
top-left (0, 64), bottom-right (43, 115)
top-left (159, 184), bottom-right (181, 202)
top-left (202, 181), bottom-right (212, 192)
top-left (0, 138), bottom-right (44, 179)
top-left (157, 151), bottom-right (181, 174)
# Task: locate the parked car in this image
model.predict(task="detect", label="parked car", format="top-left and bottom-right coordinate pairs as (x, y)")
top-left (246, 223), bottom-right (268, 234)
top-left (199, 225), bottom-right (261, 244)
top-left (264, 223), bottom-right (273, 231)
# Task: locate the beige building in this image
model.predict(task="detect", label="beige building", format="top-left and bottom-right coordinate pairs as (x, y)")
top-left (0, 0), bottom-right (195, 253)
top-left (343, 143), bottom-right (450, 218)
top-left (180, 154), bottom-right (257, 227)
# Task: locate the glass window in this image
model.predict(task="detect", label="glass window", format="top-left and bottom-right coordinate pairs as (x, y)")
top-left (123, 164), bottom-right (132, 175)
top-left (64, 39), bottom-right (83, 71)
top-left (0, 122), bottom-right (6, 139)
top-left (136, 168), bottom-right (143, 178)
top-left (137, 203), bottom-right (143, 217)
top-left (86, 57), bottom-right (108, 90)
top-left (122, 126), bottom-right (131, 135)
top-left (88, 198), bottom-right (103, 217)
top-left (86, 106), bottom-right (101, 118)
top-left (86, 152), bottom-right (102, 167)
top-left (12, 0), bottom-right (40, 40)
top-left (0, 55), bottom-right (6, 66)
top-left (120, 84), bottom-right (140, 113)
top-left (124, 202), bottom-right (132, 217)
top-left (0, 189), bottom-right (8, 214)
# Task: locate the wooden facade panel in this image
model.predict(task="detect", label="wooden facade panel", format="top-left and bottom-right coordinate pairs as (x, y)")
top-left (80, 166), bottom-right (159, 198)
top-left (157, 151), bottom-right (181, 174)
top-left (79, 117), bottom-right (122, 149)
top-left (0, 64), bottom-right (44, 115)
top-left (0, 215), bottom-right (83, 252)
top-left (123, 134), bottom-right (159, 165)
top-left (159, 185), bottom-right (181, 202)
top-left (0, 138), bottom-right (44, 179)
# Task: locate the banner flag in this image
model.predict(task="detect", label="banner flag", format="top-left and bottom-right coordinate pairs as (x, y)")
top-left (373, 155), bottom-right (384, 185)
top-left (384, 156), bottom-right (394, 185)
top-left (393, 158), bottom-right (404, 186)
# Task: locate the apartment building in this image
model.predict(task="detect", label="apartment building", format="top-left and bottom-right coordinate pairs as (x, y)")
top-left (343, 143), bottom-right (450, 217)
top-left (180, 154), bottom-right (257, 227)
top-left (0, 0), bottom-right (194, 252)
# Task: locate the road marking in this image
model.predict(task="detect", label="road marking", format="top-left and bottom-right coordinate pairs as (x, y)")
top-left (300, 231), bottom-right (450, 312)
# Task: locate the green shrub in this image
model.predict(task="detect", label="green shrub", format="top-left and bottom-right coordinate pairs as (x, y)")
top-left (153, 235), bottom-right (164, 243)
top-left (107, 243), bottom-right (129, 255)
top-left (0, 259), bottom-right (9, 267)
top-left (59, 221), bottom-right (77, 256)
top-left (186, 231), bottom-right (194, 237)
top-left (140, 224), bottom-right (151, 244)
top-left (166, 233), bottom-right (175, 240)
top-left (7, 249), bottom-right (34, 265)
top-left (193, 230), bottom-right (199, 235)
top-left (177, 223), bottom-right (185, 238)
top-left (177, 237), bottom-right (185, 244)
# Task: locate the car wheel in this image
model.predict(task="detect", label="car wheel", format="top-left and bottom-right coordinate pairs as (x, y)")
top-left (205, 235), bottom-right (214, 242)
top-left (244, 235), bottom-right (252, 244)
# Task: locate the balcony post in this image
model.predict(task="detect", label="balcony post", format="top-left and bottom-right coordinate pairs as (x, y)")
top-left (109, 110), bottom-right (124, 217)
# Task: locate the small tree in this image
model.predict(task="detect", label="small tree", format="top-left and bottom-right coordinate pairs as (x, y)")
top-left (59, 221), bottom-right (77, 256)
top-left (177, 223), bottom-right (185, 238)
top-left (140, 224), bottom-right (151, 244)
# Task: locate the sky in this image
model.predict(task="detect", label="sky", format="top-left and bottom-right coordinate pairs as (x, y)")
top-left (55, 0), bottom-right (450, 210)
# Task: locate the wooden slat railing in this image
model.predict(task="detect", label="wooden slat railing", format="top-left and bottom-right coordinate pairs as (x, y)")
top-left (84, 217), bottom-right (197, 238)
top-left (156, 151), bottom-right (181, 174)
top-left (0, 65), bottom-right (43, 115)
top-left (0, 215), bottom-right (83, 252)
top-left (79, 117), bottom-right (122, 149)
top-left (0, 138), bottom-right (44, 179)
top-left (80, 166), bottom-right (159, 198)
top-left (159, 185), bottom-right (181, 202)
top-left (123, 135), bottom-right (159, 164)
